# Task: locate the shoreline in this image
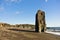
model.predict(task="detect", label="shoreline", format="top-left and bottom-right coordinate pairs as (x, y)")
top-left (45, 31), bottom-right (60, 36)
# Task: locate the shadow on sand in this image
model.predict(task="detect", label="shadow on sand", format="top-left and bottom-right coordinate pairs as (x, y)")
top-left (8, 28), bottom-right (37, 32)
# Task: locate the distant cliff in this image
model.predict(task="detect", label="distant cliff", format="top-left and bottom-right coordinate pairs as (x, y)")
top-left (0, 23), bottom-right (35, 29)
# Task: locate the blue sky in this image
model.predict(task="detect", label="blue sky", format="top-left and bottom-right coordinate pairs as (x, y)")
top-left (0, 0), bottom-right (60, 27)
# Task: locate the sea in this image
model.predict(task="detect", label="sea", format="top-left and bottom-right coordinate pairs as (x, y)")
top-left (46, 27), bottom-right (60, 36)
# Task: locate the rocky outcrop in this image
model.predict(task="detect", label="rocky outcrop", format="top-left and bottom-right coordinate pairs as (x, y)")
top-left (0, 23), bottom-right (11, 27)
top-left (0, 23), bottom-right (35, 30)
top-left (35, 10), bottom-right (46, 32)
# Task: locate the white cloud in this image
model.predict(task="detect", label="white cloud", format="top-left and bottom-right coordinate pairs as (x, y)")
top-left (15, 11), bottom-right (23, 15)
top-left (16, 11), bottom-right (20, 14)
top-left (5, 0), bottom-right (22, 3)
top-left (0, 7), bottom-right (4, 12)
top-left (0, 0), bottom-right (22, 4)
top-left (4, 0), bottom-right (22, 5)
top-left (45, 0), bottom-right (48, 2)
top-left (11, 0), bottom-right (21, 2)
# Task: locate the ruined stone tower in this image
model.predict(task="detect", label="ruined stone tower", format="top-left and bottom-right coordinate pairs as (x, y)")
top-left (35, 10), bottom-right (46, 32)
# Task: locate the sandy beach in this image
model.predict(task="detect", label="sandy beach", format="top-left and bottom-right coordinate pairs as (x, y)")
top-left (0, 28), bottom-right (60, 40)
